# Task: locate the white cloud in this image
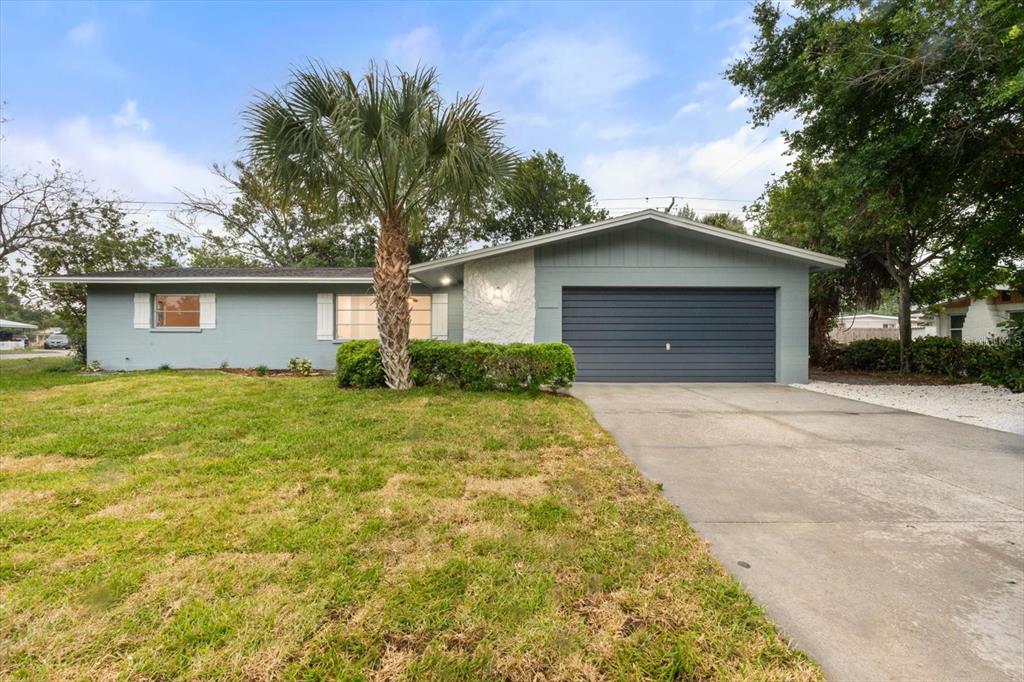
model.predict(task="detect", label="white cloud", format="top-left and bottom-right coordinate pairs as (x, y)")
top-left (386, 26), bottom-right (442, 68)
top-left (713, 11), bottom-right (749, 31)
top-left (693, 79), bottom-right (720, 93)
top-left (2, 115), bottom-right (222, 237)
top-left (68, 20), bottom-right (99, 47)
top-left (594, 123), bottom-right (649, 141)
top-left (111, 99), bottom-right (151, 132)
top-left (581, 125), bottom-right (790, 216)
top-left (728, 95), bottom-right (749, 111)
top-left (675, 102), bottom-right (701, 116)
top-left (486, 31), bottom-right (653, 109)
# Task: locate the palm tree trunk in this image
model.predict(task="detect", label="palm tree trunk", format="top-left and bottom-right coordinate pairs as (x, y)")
top-left (374, 213), bottom-right (413, 389)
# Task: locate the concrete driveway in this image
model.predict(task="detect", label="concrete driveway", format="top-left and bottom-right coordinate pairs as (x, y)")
top-left (572, 383), bottom-right (1024, 681)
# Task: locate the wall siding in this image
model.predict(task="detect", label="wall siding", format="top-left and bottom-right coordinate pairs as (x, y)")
top-left (533, 223), bottom-right (812, 384)
top-left (86, 282), bottom-right (457, 371)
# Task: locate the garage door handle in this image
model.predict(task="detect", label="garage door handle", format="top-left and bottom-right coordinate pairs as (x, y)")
top-left (665, 342), bottom-right (671, 350)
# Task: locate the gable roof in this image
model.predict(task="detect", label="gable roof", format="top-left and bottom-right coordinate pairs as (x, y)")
top-left (1, 318), bottom-right (38, 330)
top-left (411, 209), bottom-right (846, 275)
top-left (42, 267), bottom-right (374, 284)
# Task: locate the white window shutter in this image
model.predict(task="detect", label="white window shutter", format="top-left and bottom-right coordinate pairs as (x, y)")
top-left (430, 293), bottom-right (448, 340)
top-left (133, 293), bottom-right (150, 329)
top-left (199, 293), bottom-right (216, 329)
top-left (316, 293), bottom-right (334, 340)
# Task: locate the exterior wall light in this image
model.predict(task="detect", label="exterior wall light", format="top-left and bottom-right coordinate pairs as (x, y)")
top-left (440, 275), bottom-right (452, 286)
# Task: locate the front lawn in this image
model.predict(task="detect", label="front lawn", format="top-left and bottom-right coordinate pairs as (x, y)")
top-left (0, 359), bottom-right (819, 680)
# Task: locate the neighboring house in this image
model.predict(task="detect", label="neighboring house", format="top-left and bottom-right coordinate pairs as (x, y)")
top-left (830, 313), bottom-right (926, 343)
top-left (925, 288), bottom-right (1024, 342)
top-left (0, 319), bottom-right (38, 350)
top-left (43, 209), bottom-right (844, 383)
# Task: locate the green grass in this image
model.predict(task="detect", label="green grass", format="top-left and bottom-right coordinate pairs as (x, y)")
top-left (0, 359), bottom-right (820, 680)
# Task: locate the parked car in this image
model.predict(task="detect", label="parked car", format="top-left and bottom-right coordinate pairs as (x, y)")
top-left (44, 334), bottom-right (70, 349)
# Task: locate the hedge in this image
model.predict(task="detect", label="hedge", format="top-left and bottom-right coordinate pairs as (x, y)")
top-left (834, 330), bottom-right (1024, 392)
top-left (336, 339), bottom-right (576, 391)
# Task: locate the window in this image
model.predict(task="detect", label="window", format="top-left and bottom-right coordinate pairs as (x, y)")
top-left (335, 295), bottom-right (431, 340)
top-left (154, 295), bottom-right (201, 328)
top-left (949, 314), bottom-right (966, 341)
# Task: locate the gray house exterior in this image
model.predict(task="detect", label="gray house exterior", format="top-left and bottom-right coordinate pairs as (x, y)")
top-left (45, 210), bottom-right (843, 383)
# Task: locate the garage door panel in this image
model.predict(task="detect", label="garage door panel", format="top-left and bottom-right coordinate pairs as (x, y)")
top-left (564, 330), bottom-right (776, 341)
top-left (562, 287), bottom-right (775, 382)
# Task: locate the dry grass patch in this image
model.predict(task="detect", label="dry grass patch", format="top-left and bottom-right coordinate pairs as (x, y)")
top-left (464, 475), bottom-right (547, 499)
top-left (0, 359), bottom-right (821, 680)
top-left (0, 454), bottom-right (91, 474)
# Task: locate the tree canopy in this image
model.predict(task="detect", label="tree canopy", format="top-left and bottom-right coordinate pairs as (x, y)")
top-left (245, 62), bottom-right (515, 388)
top-left (475, 150), bottom-right (608, 244)
top-left (730, 0), bottom-right (1024, 369)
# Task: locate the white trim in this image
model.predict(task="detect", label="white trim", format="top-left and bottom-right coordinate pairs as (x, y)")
top-left (316, 293), bottom-right (334, 340)
top-left (42, 276), bottom-right (374, 284)
top-left (411, 209), bottom-right (846, 273)
top-left (199, 293), bottom-right (216, 329)
top-left (133, 293), bottom-right (150, 329)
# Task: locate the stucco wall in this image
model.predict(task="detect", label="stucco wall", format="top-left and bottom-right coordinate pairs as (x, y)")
top-left (532, 222), bottom-right (813, 384)
top-left (938, 299), bottom-right (1024, 341)
top-left (462, 250), bottom-right (535, 343)
top-left (86, 282), bottom-right (448, 371)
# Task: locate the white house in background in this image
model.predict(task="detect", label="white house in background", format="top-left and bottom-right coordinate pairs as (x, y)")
top-left (927, 288), bottom-right (1024, 341)
top-left (837, 313), bottom-right (902, 330)
top-left (0, 318), bottom-right (38, 350)
top-left (830, 313), bottom-right (927, 343)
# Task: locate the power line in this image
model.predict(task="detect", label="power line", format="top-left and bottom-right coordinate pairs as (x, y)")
top-left (595, 194), bottom-right (754, 203)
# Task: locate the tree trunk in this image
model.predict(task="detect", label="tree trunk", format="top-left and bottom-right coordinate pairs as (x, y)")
top-left (374, 214), bottom-right (413, 389)
top-left (896, 274), bottom-right (913, 373)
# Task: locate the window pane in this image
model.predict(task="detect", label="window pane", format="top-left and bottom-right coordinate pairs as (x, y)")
top-left (154, 295), bottom-right (200, 328)
top-left (335, 294), bottom-right (431, 339)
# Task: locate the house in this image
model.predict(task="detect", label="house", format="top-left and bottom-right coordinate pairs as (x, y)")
top-left (42, 209), bottom-right (844, 383)
top-left (829, 313), bottom-right (927, 343)
top-left (0, 319), bottom-right (38, 350)
top-left (924, 288), bottom-right (1024, 342)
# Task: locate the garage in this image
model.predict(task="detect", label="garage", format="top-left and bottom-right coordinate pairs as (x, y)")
top-left (562, 287), bottom-right (776, 382)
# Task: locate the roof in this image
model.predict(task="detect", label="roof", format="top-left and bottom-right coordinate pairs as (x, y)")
top-left (42, 267), bottom-right (374, 284)
top-left (40, 210), bottom-right (847, 287)
top-left (838, 314), bottom-right (900, 320)
top-left (411, 209), bottom-right (846, 277)
top-left (0, 318), bottom-right (38, 329)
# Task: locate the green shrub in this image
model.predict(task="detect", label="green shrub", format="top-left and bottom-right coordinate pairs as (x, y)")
top-left (253, 365), bottom-right (269, 377)
top-left (834, 329), bottom-right (1022, 392)
top-left (335, 341), bottom-right (386, 388)
top-left (336, 339), bottom-right (576, 392)
top-left (835, 338), bottom-right (900, 371)
top-left (981, 318), bottom-right (1024, 392)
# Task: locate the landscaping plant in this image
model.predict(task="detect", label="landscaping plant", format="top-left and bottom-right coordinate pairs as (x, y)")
top-left (337, 340), bottom-right (575, 392)
top-left (246, 63), bottom-right (516, 389)
top-left (288, 356), bottom-right (314, 376)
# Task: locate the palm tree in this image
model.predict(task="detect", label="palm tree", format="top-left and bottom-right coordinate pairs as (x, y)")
top-left (245, 63), bottom-right (515, 388)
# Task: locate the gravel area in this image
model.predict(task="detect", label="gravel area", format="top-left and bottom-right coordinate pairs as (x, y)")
top-left (791, 381), bottom-right (1024, 436)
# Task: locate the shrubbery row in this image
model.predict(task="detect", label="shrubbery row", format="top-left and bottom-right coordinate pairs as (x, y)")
top-left (834, 328), bottom-right (1024, 392)
top-left (336, 339), bottom-right (576, 391)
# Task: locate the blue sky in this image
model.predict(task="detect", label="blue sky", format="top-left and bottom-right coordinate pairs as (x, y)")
top-left (0, 1), bottom-right (793, 230)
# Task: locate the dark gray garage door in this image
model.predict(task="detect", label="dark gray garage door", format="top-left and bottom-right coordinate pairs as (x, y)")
top-left (562, 287), bottom-right (776, 382)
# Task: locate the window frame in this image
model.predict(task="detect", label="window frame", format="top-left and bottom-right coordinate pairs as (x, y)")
top-left (333, 293), bottom-right (432, 341)
top-left (153, 293), bottom-right (202, 330)
top-left (949, 313), bottom-right (966, 341)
